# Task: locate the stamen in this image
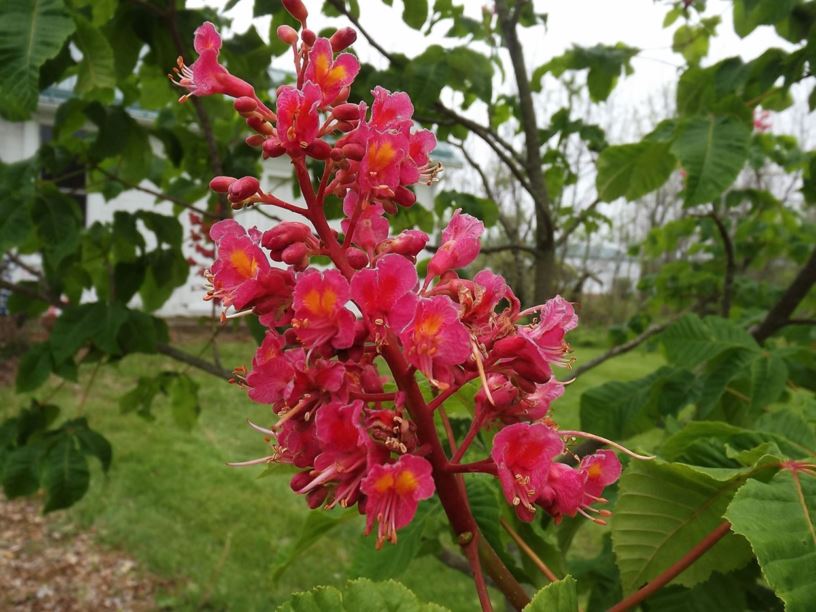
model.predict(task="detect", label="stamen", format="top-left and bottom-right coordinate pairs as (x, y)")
top-left (247, 420), bottom-right (277, 436)
top-left (558, 430), bottom-right (656, 461)
top-left (227, 455), bottom-right (277, 467)
top-left (472, 340), bottom-right (494, 406)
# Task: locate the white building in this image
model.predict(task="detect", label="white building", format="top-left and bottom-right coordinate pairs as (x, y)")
top-left (1, 83), bottom-right (461, 317)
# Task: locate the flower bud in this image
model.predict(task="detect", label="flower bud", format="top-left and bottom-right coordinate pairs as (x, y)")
top-left (263, 139), bottom-right (286, 158)
top-left (341, 142), bottom-right (365, 161)
top-left (227, 176), bottom-right (260, 202)
top-left (395, 186), bottom-right (417, 207)
top-left (305, 139), bottom-right (332, 160)
top-left (335, 120), bottom-right (356, 132)
top-left (276, 25), bottom-right (299, 46)
top-left (383, 229), bottom-right (429, 258)
top-left (209, 176), bottom-right (236, 193)
top-left (282, 0), bottom-right (308, 24)
top-left (262, 222), bottom-right (312, 257)
top-left (381, 199), bottom-right (397, 215)
top-left (245, 134), bottom-right (265, 147)
top-left (331, 103), bottom-right (360, 121)
top-left (330, 147), bottom-right (344, 161)
top-left (330, 27), bottom-right (357, 52)
top-left (281, 242), bottom-right (309, 269)
top-left (346, 247), bottom-right (369, 269)
top-left (246, 115), bottom-right (274, 135)
top-left (330, 86), bottom-right (351, 106)
top-left (233, 96), bottom-right (257, 114)
top-left (300, 28), bottom-right (316, 46)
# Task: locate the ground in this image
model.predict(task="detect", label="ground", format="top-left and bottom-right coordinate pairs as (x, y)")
top-left (0, 326), bottom-right (660, 610)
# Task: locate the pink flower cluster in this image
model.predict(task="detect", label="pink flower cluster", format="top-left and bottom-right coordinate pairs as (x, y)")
top-left (175, 4), bottom-right (620, 548)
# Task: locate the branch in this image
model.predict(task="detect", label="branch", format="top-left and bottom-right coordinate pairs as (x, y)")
top-left (608, 521), bottom-right (733, 612)
top-left (707, 211), bottom-right (736, 318)
top-left (327, 0), bottom-right (396, 63)
top-left (556, 198), bottom-right (602, 247)
top-left (426, 243), bottom-right (539, 257)
top-left (94, 166), bottom-right (222, 221)
top-left (156, 342), bottom-right (232, 380)
top-left (500, 517), bottom-right (558, 583)
top-left (0, 279), bottom-right (67, 308)
top-left (572, 317), bottom-right (678, 379)
top-left (751, 245), bottom-right (816, 343)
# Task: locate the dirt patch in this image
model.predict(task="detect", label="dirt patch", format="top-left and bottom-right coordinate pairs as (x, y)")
top-left (0, 495), bottom-right (165, 611)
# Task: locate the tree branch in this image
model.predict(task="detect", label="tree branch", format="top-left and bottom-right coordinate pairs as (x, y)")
top-left (708, 211), bottom-right (736, 318)
top-left (426, 243), bottom-right (539, 257)
top-left (327, 0), bottom-right (396, 63)
top-left (156, 342), bottom-right (233, 380)
top-left (556, 198), bottom-right (602, 246)
top-left (751, 245), bottom-right (816, 343)
top-left (572, 317), bottom-right (678, 379)
top-left (608, 521), bottom-right (733, 612)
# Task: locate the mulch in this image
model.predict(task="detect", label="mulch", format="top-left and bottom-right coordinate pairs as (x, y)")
top-left (0, 495), bottom-right (164, 611)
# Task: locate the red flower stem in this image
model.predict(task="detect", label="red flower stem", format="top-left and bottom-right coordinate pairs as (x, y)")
top-left (342, 198), bottom-right (364, 249)
top-left (450, 415), bottom-right (485, 464)
top-left (295, 158), bottom-right (529, 612)
top-left (608, 520), bottom-right (733, 612)
top-left (350, 391), bottom-right (397, 402)
top-left (463, 534), bottom-right (494, 612)
top-left (437, 405), bottom-right (458, 455)
top-left (426, 372), bottom-right (479, 412)
top-left (257, 192), bottom-right (309, 216)
top-left (316, 160), bottom-right (334, 204)
top-left (445, 460), bottom-right (497, 475)
top-left (500, 517), bottom-right (558, 583)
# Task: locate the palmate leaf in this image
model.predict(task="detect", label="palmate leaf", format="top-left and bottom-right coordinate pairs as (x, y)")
top-left (0, 0), bottom-right (75, 119)
top-left (523, 576), bottom-right (578, 612)
top-left (276, 577), bottom-right (449, 611)
top-left (660, 314), bottom-right (757, 369)
top-left (726, 469), bottom-right (816, 611)
top-left (670, 116), bottom-right (751, 206)
top-left (596, 141), bottom-right (677, 202)
top-left (611, 460), bottom-right (754, 594)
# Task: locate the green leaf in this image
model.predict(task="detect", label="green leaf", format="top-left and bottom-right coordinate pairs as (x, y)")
top-left (733, 0), bottom-right (797, 37)
top-left (0, 161), bottom-right (36, 251)
top-left (16, 342), bottom-right (54, 393)
top-left (670, 116), bottom-right (751, 206)
top-left (272, 509), bottom-right (358, 580)
top-left (351, 499), bottom-right (438, 580)
top-left (402, 0), bottom-right (428, 29)
top-left (71, 419), bottom-right (113, 472)
top-left (277, 578), bottom-right (449, 611)
top-left (524, 576), bottom-right (578, 612)
top-left (2, 444), bottom-right (43, 498)
top-left (596, 141), bottom-right (677, 201)
top-left (49, 303), bottom-right (129, 363)
top-left (580, 366), bottom-right (695, 440)
top-left (136, 211), bottom-right (183, 247)
top-left (612, 460), bottom-right (754, 594)
top-left (660, 314), bottom-right (757, 369)
top-left (73, 15), bottom-right (116, 99)
top-left (434, 191), bottom-right (499, 227)
top-left (41, 434), bottom-right (90, 512)
top-left (726, 469), bottom-right (816, 611)
top-left (750, 351), bottom-right (788, 412)
top-left (167, 374), bottom-right (200, 431)
top-left (0, 0), bottom-right (75, 119)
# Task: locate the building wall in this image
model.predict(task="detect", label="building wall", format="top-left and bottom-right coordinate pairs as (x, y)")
top-left (1, 113), bottom-right (436, 317)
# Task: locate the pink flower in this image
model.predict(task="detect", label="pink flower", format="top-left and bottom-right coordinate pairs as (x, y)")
top-left (292, 269), bottom-right (356, 349)
top-left (304, 38), bottom-right (360, 106)
top-left (391, 294), bottom-right (471, 388)
top-left (580, 449), bottom-right (621, 502)
top-left (359, 130), bottom-right (408, 194)
top-left (427, 210), bottom-right (484, 279)
top-left (537, 463), bottom-right (586, 522)
top-left (351, 254), bottom-right (417, 340)
top-left (276, 83), bottom-right (322, 156)
top-left (341, 191), bottom-right (389, 252)
top-left (361, 454), bottom-right (435, 548)
top-left (401, 129), bottom-right (437, 185)
top-left (370, 86), bottom-right (414, 130)
top-left (491, 423), bottom-right (563, 521)
top-left (378, 229), bottom-right (429, 259)
top-left (521, 295), bottom-right (577, 366)
top-left (171, 22), bottom-right (259, 103)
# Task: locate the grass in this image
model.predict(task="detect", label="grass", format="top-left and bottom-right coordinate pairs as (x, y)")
top-left (0, 335), bottom-right (662, 611)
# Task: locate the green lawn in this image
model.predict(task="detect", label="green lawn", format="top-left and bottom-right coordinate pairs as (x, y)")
top-left (0, 336), bottom-right (661, 611)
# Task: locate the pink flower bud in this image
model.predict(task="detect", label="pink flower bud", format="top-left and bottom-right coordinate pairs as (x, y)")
top-left (301, 28), bottom-right (316, 46)
top-left (385, 229), bottom-right (429, 258)
top-left (245, 134), bottom-right (265, 147)
top-left (263, 139), bottom-right (286, 158)
top-left (233, 97), bottom-right (257, 114)
top-left (306, 139), bottom-right (332, 160)
top-left (330, 86), bottom-right (351, 106)
top-left (209, 176), bottom-right (236, 193)
top-left (262, 222), bottom-right (312, 258)
top-left (331, 103), bottom-right (360, 121)
top-left (346, 247), bottom-right (369, 269)
top-left (342, 143), bottom-right (365, 161)
top-left (227, 176), bottom-right (260, 202)
top-left (330, 27), bottom-right (357, 52)
top-left (395, 186), bottom-right (417, 207)
top-left (281, 242), bottom-right (309, 269)
top-left (335, 120), bottom-right (356, 132)
top-left (276, 25), bottom-right (299, 46)
top-left (246, 115), bottom-right (274, 135)
top-left (283, 0), bottom-right (308, 24)
top-left (330, 147), bottom-right (344, 161)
